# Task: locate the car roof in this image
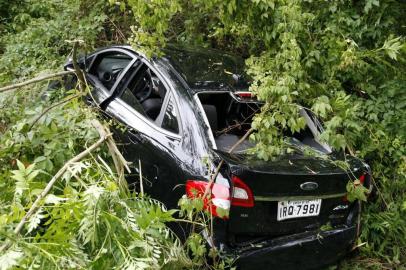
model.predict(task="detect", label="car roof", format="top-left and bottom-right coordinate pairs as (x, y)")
top-left (111, 44), bottom-right (251, 93)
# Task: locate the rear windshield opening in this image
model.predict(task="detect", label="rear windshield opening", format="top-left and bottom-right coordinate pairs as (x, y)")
top-left (198, 92), bottom-right (260, 153)
top-left (197, 92), bottom-right (331, 154)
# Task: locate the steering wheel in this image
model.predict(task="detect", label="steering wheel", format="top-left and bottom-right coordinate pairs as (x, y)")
top-left (99, 68), bottom-right (123, 89)
top-left (136, 70), bottom-right (153, 103)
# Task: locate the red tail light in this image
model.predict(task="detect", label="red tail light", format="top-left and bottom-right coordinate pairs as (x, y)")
top-left (185, 180), bottom-right (230, 218)
top-left (234, 91), bottom-right (253, 99)
top-left (359, 174), bottom-right (365, 185)
top-left (231, 175), bottom-right (254, 207)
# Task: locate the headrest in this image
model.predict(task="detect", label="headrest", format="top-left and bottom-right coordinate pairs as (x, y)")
top-left (151, 76), bottom-right (167, 98)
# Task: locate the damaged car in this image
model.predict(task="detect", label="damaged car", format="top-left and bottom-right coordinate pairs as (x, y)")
top-left (62, 45), bottom-right (371, 270)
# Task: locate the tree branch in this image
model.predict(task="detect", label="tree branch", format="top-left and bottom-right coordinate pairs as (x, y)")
top-left (203, 128), bottom-right (254, 198)
top-left (28, 93), bottom-right (82, 131)
top-left (71, 40), bottom-right (86, 92)
top-left (91, 120), bottom-right (131, 193)
top-left (0, 71), bottom-right (74, 93)
top-left (139, 159), bottom-right (144, 196)
top-left (0, 41), bottom-right (132, 252)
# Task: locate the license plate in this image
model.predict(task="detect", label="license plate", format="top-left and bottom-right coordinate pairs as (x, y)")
top-left (277, 199), bottom-right (322, 221)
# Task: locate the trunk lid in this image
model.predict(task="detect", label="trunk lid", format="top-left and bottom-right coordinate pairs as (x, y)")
top-left (217, 151), bottom-right (357, 198)
top-left (215, 150), bottom-right (366, 243)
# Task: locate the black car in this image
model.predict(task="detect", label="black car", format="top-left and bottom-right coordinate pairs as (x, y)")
top-left (63, 45), bottom-right (371, 270)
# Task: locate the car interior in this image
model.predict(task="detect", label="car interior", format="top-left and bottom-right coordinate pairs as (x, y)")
top-left (88, 52), bottom-right (168, 122)
top-left (198, 92), bottom-right (329, 153)
top-left (88, 52), bottom-right (133, 90)
top-left (198, 92), bottom-right (258, 152)
top-left (121, 63), bottom-right (167, 120)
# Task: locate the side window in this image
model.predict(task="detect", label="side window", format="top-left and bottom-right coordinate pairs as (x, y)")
top-left (118, 64), bottom-right (167, 121)
top-left (161, 95), bottom-right (179, 134)
top-left (117, 63), bottom-right (180, 134)
top-left (120, 88), bottom-right (148, 118)
top-left (89, 52), bottom-right (132, 90)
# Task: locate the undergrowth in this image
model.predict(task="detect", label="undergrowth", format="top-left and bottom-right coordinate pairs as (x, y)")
top-left (0, 0), bottom-right (405, 269)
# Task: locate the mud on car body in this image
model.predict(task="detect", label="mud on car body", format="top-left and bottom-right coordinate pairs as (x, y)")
top-left (62, 45), bottom-right (371, 270)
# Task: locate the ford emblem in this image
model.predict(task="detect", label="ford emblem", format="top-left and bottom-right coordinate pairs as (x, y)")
top-left (300, 182), bottom-right (318, 191)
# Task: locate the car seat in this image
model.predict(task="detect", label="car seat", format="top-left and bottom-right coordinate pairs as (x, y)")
top-left (141, 77), bottom-right (167, 120)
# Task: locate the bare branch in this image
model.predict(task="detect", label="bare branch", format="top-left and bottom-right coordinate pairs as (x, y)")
top-left (0, 71), bottom-right (74, 93)
top-left (203, 128), bottom-right (254, 198)
top-left (91, 119), bottom-right (131, 193)
top-left (71, 40), bottom-right (86, 92)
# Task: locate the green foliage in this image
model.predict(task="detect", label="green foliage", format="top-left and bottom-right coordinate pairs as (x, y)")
top-left (346, 180), bottom-right (369, 202)
top-left (126, 0), bottom-right (182, 57)
top-left (178, 195), bottom-right (234, 269)
top-left (1, 0), bottom-right (405, 268)
top-left (125, 0), bottom-right (406, 266)
top-left (0, 0), bottom-right (131, 85)
top-left (0, 88), bottom-right (195, 269)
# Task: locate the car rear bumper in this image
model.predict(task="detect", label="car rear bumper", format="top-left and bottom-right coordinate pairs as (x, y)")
top-left (229, 225), bottom-right (357, 270)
